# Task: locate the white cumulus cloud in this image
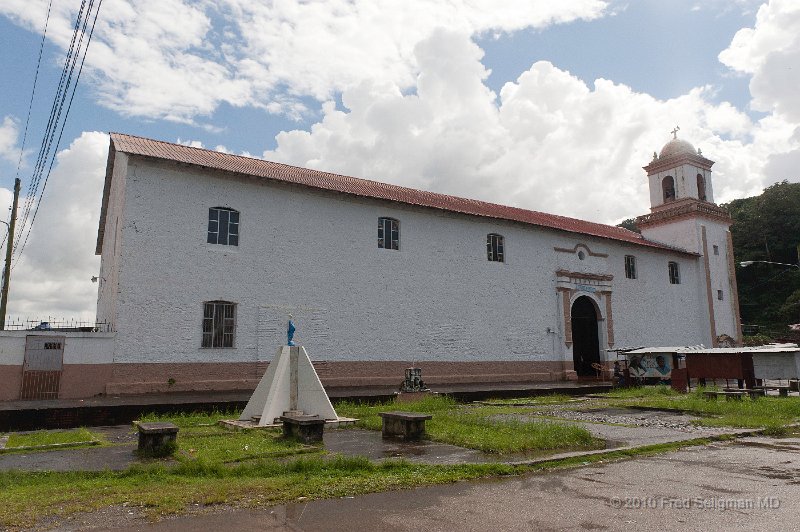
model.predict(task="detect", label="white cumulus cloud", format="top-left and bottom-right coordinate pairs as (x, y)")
top-left (0, 132), bottom-right (106, 321)
top-left (0, 0), bottom-right (608, 123)
top-left (0, 115), bottom-right (21, 164)
top-left (264, 30), bottom-right (777, 224)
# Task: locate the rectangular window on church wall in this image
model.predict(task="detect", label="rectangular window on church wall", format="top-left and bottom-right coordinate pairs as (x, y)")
top-left (207, 208), bottom-right (239, 246)
top-left (487, 233), bottom-right (504, 262)
top-left (713, 245), bottom-right (719, 255)
top-left (202, 301), bottom-right (236, 348)
top-left (378, 217), bottom-right (399, 250)
top-left (624, 255), bottom-right (637, 279)
top-left (717, 290), bottom-right (724, 300)
top-left (668, 262), bottom-right (680, 285)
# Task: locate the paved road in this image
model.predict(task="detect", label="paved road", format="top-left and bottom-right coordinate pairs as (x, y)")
top-left (55, 436), bottom-right (799, 531)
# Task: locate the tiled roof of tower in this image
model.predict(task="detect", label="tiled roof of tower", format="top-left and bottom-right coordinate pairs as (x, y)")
top-left (97, 132), bottom-right (696, 256)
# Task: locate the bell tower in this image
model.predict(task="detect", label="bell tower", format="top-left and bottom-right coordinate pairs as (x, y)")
top-left (636, 128), bottom-right (742, 346)
top-left (644, 126), bottom-right (715, 208)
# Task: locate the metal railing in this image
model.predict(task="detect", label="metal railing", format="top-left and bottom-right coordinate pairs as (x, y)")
top-left (3, 317), bottom-right (114, 332)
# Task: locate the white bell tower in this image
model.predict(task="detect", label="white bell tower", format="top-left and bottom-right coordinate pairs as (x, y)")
top-left (636, 128), bottom-right (742, 346)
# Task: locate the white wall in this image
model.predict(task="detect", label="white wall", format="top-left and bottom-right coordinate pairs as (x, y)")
top-left (96, 152), bottom-right (128, 333)
top-left (0, 331), bottom-right (116, 366)
top-left (648, 163), bottom-right (714, 207)
top-left (101, 157), bottom-right (711, 365)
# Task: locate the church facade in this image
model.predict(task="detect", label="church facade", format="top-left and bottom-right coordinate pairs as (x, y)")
top-left (87, 132), bottom-right (740, 395)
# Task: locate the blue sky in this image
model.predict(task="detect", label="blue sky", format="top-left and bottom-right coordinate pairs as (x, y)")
top-left (0, 0), bottom-right (798, 317)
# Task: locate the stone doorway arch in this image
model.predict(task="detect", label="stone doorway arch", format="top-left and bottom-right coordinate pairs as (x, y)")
top-left (571, 296), bottom-right (601, 377)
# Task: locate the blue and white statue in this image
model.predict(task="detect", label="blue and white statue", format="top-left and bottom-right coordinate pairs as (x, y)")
top-left (287, 315), bottom-right (296, 346)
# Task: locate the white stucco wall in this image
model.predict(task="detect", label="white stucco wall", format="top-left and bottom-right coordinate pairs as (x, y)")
top-left (641, 217), bottom-right (738, 343)
top-left (752, 352), bottom-right (800, 380)
top-left (648, 162), bottom-right (714, 207)
top-left (99, 157), bottom-right (712, 366)
top-left (0, 331), bottom-right (116, 366)
top-left (96, 152), bottom-right (128, 333)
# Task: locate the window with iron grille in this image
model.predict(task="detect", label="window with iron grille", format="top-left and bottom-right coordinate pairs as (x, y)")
top-left (487, 233), bottom-right (504, 262)
top-left (207, 207), bottom-right (239, 246)
top-left (202, 301), bottom-right (236, 348)
top-left (624, 255), bottom-right (637, 279)
top-left (378, 217), bottom-right (399, 250)
top-left (668, 261), bottom-right (680, 285)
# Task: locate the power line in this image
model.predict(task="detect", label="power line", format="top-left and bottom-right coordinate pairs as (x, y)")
top-left (14, 0), bottom-right (104, 266)
top-left (12, 0), bottom-right (54, 184)
top-left (12, 0), bottom-right (104, 268)
top-left (16, 0), bottom-right (89, 251)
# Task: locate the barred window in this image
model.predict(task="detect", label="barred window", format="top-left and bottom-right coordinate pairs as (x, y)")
top-left (487, 233), bottom-right (504, 262)
top-left (378, 217), bottom-right (399, 250)
top-left (202, 301), bottom-right (236, 348)
top-left (207, 207), bottom-right (239, 246)
top-left (624, 255), bottom-right (637, 279)
top-left (668, 261), bottom-right (680, 285)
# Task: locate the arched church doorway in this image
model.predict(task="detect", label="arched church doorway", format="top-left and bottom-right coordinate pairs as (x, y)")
top-left (571, 296), bottom-right (600, 377)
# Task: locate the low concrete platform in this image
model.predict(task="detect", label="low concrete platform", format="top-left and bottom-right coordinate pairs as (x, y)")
top-left (0, 381), bottom-right (611, 431)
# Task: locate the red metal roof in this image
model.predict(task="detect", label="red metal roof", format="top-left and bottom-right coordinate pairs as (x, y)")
top-left (97, 132), bottom-right (695, 256)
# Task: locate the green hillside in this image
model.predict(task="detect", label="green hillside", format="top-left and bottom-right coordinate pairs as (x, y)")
top-left (725, 181), bottom-right (800, 335)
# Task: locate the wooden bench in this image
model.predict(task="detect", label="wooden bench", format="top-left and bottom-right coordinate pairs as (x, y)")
top-left (378, 411), bottom-right (432, 440)
top-left (137, 422), bottom-right (179, 455)
top-left (280, 414), bottom-right (325, 444)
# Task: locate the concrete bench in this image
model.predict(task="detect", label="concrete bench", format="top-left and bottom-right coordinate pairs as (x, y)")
top-left (378, 411), bottom-right (432, 440)
top-left (280, 414), bottom-right (325, 444)
top-left (724, 388), bottom-right (766, 399)
top-left (761, 386), bottom-right (791, 397)
top-left (703, 391), bottom-right (746, 400)
top-left (137, 422), bottom-right (179, 454)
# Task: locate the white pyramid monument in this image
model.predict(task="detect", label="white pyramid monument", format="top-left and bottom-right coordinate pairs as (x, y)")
top-left (239, 345), bottom-right (338, 425)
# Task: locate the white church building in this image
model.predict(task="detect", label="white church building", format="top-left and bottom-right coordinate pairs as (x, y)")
top-left (0, 131), bottom-right (742, 399)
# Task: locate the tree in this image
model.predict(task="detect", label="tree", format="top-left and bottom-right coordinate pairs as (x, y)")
top-left (724, 181), bottom-right (800, 332)
top-left (617, 218), bottom-right (640, 233)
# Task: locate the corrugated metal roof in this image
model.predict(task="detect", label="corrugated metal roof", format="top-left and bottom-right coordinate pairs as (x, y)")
top-left (97, 132), bottom-right (699, 256)
top-left (625, 343), bottom-right (799, 355)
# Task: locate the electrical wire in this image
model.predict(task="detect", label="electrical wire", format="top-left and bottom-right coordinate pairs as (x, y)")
top-left (14, 0), bottom-right (104, 267)
top-left (15, 0), bottom-right (88, 249)
top-left (12, 0), bottom-right (53, 184)
top-left (11, 0), bottom-right (103, 268)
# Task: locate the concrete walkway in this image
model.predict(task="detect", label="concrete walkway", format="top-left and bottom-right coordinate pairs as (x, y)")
top-left (89, 437), bottom-right (799, 532)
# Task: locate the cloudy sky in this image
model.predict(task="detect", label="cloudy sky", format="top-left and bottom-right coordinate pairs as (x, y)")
top-left (0, 0), bottom-right (798, 320)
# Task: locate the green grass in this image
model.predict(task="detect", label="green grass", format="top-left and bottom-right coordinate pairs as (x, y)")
top-left (137, 409), bottom-right (239, 428)
top-left (476, 394), bottom-right (577, 405)
top-left (176, 425), bottom-right (316, 463)
top-left (0, 457), bottom-right (521, 527)
top-left (135, 410), bottom-right (316, 463)
top-left (603, 387), bottom-right (800, 434)
top-left (0, 395), bottom-right (774, 528)
top-left (4, 428), bottom-right (100, 450)
top-left (602, 385), bottom-right (680, 399)
top-left (336, 395), bottom-right (599, 454)
top-left (0, 432), bottom-right (727, 529)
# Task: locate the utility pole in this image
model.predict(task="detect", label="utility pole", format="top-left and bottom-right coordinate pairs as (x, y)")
top-left (0, 178), bottom-right (21, 330)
